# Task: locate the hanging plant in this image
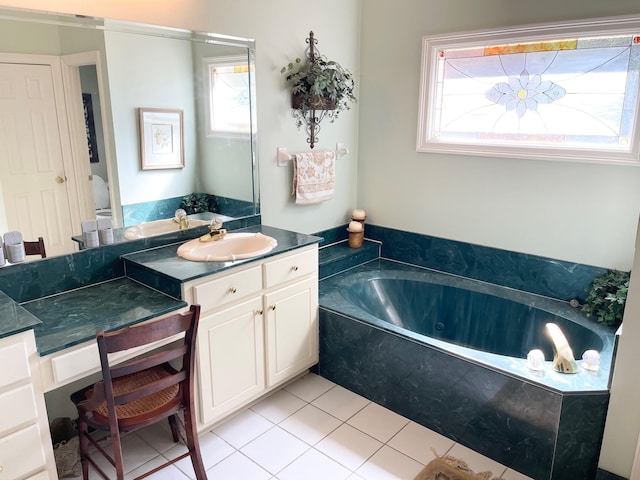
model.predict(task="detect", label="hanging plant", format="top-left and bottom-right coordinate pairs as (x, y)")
top-left (582, 269), bottom-right (630, 328)
top-left (281, 54), bottom-right (356, 128)
top-left (281, 32), bottom-right (356, 149)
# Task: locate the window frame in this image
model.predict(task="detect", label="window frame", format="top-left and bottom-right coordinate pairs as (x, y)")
top-left (416, 15), bottom-right (640, 166)
top-left (202, 54), bottom-right (254, 139)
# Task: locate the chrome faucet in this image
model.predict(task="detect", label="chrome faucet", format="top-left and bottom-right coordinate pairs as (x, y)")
top-left (545, 323), bottom-right (579, 373)
top-left (174, 209), bottom-right (189, 230)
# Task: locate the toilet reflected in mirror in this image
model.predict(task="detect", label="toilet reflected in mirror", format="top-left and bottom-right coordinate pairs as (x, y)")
top-left (92, 175), bottom-right (111, 219)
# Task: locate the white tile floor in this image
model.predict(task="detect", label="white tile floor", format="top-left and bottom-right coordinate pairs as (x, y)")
top-left (71, 373), bottom-right (534, 480)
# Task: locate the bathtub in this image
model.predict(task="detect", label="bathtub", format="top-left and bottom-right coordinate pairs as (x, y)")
top-left (318, 259), bottom-right (616, 480)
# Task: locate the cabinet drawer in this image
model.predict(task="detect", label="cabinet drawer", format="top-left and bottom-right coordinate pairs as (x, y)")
top-left (0, 424), bottom-right (46, 479)
top-left (0, 384), bottom-right (37, 435)
top-left (0, 340), bottom-right (30, 388)
top-left (263, 248), bottom-right (317, 288)
top-left (193, 266), bottom-right (262, 311)
top-left (50, 342), bottom-right (100, 385)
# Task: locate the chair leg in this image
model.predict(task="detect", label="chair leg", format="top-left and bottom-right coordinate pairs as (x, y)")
top-left (168, 415), bottom-right (180, 443)
top-left (183, 408), bottom-right (207, 480)
top-left (110, 429), bottom-right (126, 480)
top-left (77, 418), bottom-right (90, 480)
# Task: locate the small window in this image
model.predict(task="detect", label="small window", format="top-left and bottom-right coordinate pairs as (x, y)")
top-left (416, 16), bottom-right (640, 165)
top-left (203, 55), bottom-right (254, 138)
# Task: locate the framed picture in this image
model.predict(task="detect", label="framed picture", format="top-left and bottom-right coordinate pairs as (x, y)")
top-left (138, 108), bottom-right (184, 170)
top-left (82, 93), bottom-right (99, 163)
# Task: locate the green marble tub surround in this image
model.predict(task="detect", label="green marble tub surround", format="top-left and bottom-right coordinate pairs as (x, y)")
top-left (0, 290), bottom-right (41, 339)
top-left (122, 225), bottom-right (322, 297)
top-left (21, 277), bottom-right (187, 356)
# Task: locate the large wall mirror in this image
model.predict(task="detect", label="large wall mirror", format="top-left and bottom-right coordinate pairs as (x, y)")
top-left (0, 7), bottom-right (259, 260)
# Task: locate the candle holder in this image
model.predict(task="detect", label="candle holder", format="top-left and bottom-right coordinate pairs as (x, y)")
top-left (347, 220), bottom-right (364, 249)
top-left (350, 215), bottom-right (366, 229)
top-left (348, 230), bottom-right (364, 249)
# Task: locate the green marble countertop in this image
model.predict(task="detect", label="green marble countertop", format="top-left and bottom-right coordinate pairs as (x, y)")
top-left (122, 225), bottom-right (322, 298)
top-left (0, 224), bottom-right (319, 357)
top-left (0, 290), bottom-right (42, 338)
top-left (21, 278), bottom-right (186, 356)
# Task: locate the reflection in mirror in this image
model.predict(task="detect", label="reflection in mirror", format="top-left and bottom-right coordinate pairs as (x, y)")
top-left (0, 7), bottom-right (259, 263)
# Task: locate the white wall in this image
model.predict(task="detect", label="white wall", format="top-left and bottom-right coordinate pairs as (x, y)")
top-left (600, 221), bottom-right (640, 477)
top-left (359, 0), bottom-right (640, 271)
top-left (104, 30), bottom-right (197, 205)
top-left (197, 0), bottom-right (361, 233)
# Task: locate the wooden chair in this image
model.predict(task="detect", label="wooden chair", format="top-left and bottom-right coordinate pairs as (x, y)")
top-left (23, 237), bottom-right (46, 258)
top-left (70, 305), bottom-right (207, 480)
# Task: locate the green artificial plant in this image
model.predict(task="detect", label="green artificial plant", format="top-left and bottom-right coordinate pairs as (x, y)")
top-left (281, 54), bottom-right (356, 129)
top-left (582, 269), bottom-right (630, 328)
top-left (180, 193), bottom-right (217, 214)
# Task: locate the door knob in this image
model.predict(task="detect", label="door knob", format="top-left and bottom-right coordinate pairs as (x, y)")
top-left (55, 176), bottom-right (65, 184)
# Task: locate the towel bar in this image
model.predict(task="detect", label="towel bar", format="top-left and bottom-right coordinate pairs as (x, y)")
top-left (277, 143), bottom-right (349, 166)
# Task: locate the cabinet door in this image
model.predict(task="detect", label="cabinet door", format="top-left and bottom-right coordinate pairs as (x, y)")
top-left (196, 296), bottom-right (265, 425)
top-left (264, 277), bottom-right (318, 387)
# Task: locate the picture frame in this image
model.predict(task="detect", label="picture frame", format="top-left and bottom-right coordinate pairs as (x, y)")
top-left (138, 108), bottom-right (184, 170)
top-left (82, 93), bottom-right (99, 163)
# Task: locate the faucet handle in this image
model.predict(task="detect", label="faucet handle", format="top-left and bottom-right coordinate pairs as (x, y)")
top-left (174, 208), bottom-right (187, 220)
top-left (210, 217), bottom-right (223, 230)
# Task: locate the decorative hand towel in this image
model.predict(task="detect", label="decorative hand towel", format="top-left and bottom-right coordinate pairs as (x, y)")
top-left (292, 150), bottom-right (336, 205)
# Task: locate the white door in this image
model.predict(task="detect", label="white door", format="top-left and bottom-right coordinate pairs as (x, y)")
top-left (0, 62), bottom-right (77, 256)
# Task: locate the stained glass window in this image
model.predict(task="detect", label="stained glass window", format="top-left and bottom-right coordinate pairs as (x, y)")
top-left (417, 17), bottom-right (640, 164)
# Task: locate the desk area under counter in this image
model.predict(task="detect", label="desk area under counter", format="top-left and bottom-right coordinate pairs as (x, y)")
top-left (23, 278), bottom-right (188, 391)
top-left (0, 278), bottom-right (186, 480)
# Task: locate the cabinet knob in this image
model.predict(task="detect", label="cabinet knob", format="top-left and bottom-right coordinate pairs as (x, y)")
top-left (256, 309), bottom-right (263, 316)
top-left (229, 287), bottom-right (237, 294)
top-left (55, 175), bottom-right (66, 184)
top-left (270, 305), bottom-right (276, 311)
top-left (291, 265), bottom-right (299, 271)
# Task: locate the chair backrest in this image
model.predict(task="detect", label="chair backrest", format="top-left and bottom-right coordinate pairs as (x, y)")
top-left (95, 304), bottom-right (200, 430)
top-left (24, 237), bottom-right (46, 258)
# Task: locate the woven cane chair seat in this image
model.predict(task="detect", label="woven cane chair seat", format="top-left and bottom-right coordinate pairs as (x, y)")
top-left (89, 366), bottom-right (179, 419)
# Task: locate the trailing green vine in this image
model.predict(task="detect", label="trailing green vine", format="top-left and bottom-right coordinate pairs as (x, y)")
top-left (582, 269), bottom-right (630, 328)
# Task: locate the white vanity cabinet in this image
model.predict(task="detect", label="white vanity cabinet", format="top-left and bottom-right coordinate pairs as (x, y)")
top-left (0, 331), bottom-right (56, 480)
top-left (183, 245), bottom-right (319, 429)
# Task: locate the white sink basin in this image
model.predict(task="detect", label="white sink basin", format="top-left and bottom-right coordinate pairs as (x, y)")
top-left (177, 232), bottom-right (277, 262)
top-left (124, 218), bottom-right (210, 240)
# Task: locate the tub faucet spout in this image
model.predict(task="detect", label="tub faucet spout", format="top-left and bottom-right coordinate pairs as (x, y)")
top-left (545, 323), bottom-right (579, 374)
